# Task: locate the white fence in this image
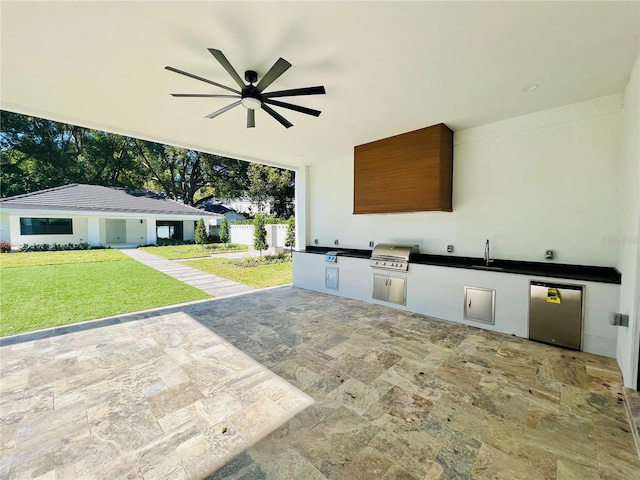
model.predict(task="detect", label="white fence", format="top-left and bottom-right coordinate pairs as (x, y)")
top-left (230, 224), bottom-right (289, 248)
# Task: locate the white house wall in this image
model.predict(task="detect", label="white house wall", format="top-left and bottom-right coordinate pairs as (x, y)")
top-left (306, 94), bottom-right (622, 265)
top-left (183, 220), bottom-right (195, 241)
top-left (615, 55), bottom-right (640, 388)
top-left (8, 215), bottom-right (89, 247)
top-left (0, 214), bottom-right (216, 248)
top-left (125, 219), bottom-right (147, 245)
top-left (0, 213), bottom-right (10, 243)
top-left (99, 218), bottom-right (107, 245)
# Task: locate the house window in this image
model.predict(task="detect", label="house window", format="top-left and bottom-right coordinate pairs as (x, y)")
top-left (20, 218), bottom-right (73, 235)
top-left (156, 225), bottom-right (174, 239)
top-left (156, 221), bottom-right (183, 240)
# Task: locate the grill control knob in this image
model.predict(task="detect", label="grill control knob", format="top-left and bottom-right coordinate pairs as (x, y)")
top-left (382, 262), bottom-right (386, 266)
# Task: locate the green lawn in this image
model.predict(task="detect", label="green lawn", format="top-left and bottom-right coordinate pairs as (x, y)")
top-left (140, 243), bottom-right (248, 260)
top-left (182, 256), bottom-right (292, 288)
top-left (0, 248), bottom-right (125, 268)
top-left (0, 250), bottom-right (210, 337)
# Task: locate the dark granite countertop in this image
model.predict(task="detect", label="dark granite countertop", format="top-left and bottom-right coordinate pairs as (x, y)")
top-left (300, 246), bottom-right (621, 284)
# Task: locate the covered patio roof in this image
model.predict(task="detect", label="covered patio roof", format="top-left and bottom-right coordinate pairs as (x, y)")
top-left (1, 1), bottom-right (638, 169)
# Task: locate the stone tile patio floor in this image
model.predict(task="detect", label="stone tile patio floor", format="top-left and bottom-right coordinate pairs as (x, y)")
top-left (1, 287), bottom-right (639, 479)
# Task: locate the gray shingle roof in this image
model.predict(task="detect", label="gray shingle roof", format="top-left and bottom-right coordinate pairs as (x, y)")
top-left (0, 184), bottom-right (219, 217)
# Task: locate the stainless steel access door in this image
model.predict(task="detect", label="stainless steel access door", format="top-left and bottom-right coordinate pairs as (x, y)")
top-left (529, 281), bottom-right (584, 350)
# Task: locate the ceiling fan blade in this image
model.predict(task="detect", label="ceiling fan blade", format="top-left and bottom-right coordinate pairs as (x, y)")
top-left (208, 49), bottom-right (246, 90)
top-left (171, 94), bottom-right (240, 98)
top-left (262, 86), bottom-right (326, 98)
top-left (165, 66), bottom-right (240, 94)
top-left (256, 58), bottom-right (292, 93)
top-left (263, 99), bottom-right (321, 117)
top-left (247, 109), bottom-right (255, 128)
top-left (261, 104), bottom-right (293, 128)
top-left (205, 100), bottom-right (242, 119)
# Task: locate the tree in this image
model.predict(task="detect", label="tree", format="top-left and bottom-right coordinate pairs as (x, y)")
top-left (0, 111), bottom-right (148, 198)
top-left (1, 111), bottom-right (87, 197)
top-left (195, 218), bottom-right (208, 245)
top-left (253, 214), bottom-right (268, 256)
top-left (219, 216), bottom-right (230, 245)
top-left (246, 164), bottom-right (294, 219)
top-left (0, 111), bottom-right (252, 204)
top-left (78, 131), bottom-right (145, 188)
top-left (203, 156), bottom-right (249, 202)
top-left (285, 216), bottom-right (295, 251)
top-left (132, 140), bottom-right (251, 207)
top-left (133, 141), bottom-right (205, 206)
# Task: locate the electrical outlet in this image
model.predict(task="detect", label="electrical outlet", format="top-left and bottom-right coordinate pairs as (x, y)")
top-left (334, 239), bottom-right (339, 246)
top-left (314, 239), bottom-right (318, 245)
top-left (447, 245), bottom-right (454, 253)
top-left (369, 241), bottom-right (374, 247)
top-left (545, 250), bottom-right (554, 260)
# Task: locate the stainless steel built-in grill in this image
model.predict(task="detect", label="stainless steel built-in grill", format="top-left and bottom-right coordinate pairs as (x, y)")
top-left (370, 243), bottom-right (420, 271)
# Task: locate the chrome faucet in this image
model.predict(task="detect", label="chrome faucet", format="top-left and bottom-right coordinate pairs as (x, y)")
top-left (484, 239), bottom-right (493, 266)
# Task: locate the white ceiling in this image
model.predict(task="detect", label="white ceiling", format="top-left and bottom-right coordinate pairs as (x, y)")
top-left (1, 1), bottom-right (638, 170)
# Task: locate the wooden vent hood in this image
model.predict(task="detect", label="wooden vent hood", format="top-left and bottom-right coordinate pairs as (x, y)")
top-left (353, 123), bottom-right (453, 214)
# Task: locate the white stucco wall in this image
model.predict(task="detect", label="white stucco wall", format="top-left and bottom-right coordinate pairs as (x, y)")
top-left (0, 213), bottom-right (10, 243)
top-left (126, 219), bottom-right (147, 244)
top-left (230, 224), bottom-right (288, 248)
top-left (306, 94), bottom-right (622, 267)
top-left (615, 56), bottom-right (640, 388)
top-left (8, 215), bottom-right (89, 247)
top-left (183, 220), bottom-right (196, 241)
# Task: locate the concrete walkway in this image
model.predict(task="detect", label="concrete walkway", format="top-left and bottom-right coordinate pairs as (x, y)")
top-left (121, 248), bottom-right (255, 298)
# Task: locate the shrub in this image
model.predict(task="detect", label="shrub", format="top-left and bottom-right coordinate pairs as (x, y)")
top-left (156, 238), bottom-right (195, 246)
top-left (230, 252), bottom-right (291, 268)
top-left (285, 216), bottom-right (295, 249)
top-left (195, 218), bottom-right (208, 245)
top-left (219, 217), bottom-right (230, 244)
top-left (253, 214), bottom-right (268, 255)
top-left (230, 216), bottom-right (287, 225)
top-left (0, 241), bottom-right (11, 253)
top-left (18, 242), bottom-right (90, 252)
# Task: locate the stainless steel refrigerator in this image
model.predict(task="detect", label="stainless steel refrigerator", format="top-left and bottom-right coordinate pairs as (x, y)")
top-left (529, 281), bottom-right (584, 350)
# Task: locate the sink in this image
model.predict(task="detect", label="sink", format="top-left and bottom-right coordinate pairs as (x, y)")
top-left (469, 264), bottom-right (504, 271)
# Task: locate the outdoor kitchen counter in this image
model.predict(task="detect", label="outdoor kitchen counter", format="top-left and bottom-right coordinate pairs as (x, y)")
top-left (302, 246), bottom-right (621, 284)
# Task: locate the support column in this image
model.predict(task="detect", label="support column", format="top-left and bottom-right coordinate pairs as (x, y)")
top-left (146, 219), bottom-right (157, 245)
top-left (294, 166), bottom-right (309, 251)
top-left (87, 217), bottom-right (100, 246)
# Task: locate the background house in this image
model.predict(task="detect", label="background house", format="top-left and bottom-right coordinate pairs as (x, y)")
top-left (200, 199), bottom-right (247, 221)
top-left (0, 184), bottom-right (221, 248)
top-left (1, 2), bottom-right (638, 388)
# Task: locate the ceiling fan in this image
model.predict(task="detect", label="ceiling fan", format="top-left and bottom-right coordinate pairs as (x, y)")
top-left (165, 48), bottom-right (326, 129)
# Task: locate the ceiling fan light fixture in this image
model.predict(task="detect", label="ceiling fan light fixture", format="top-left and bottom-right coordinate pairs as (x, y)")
top-left (241, 97), bottom-right (262, 110)
top-left (166, 48), bottom-right (325, 128)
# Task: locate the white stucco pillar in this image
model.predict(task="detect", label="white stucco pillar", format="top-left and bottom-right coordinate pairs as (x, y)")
top-left (146, 219), bottom-right (157, 245)
top-left (0, 214), bottom-right (10, 243)
top-left (294, 166), bottom-right (309, 251)
top-left (87, 217), bottom-right (100, 246)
